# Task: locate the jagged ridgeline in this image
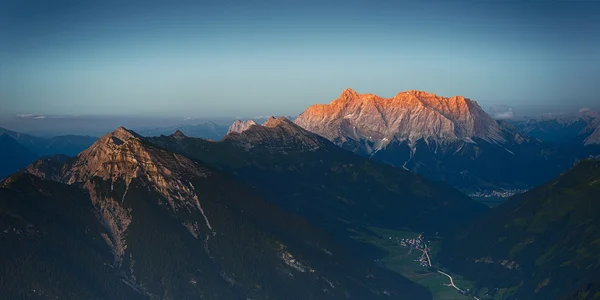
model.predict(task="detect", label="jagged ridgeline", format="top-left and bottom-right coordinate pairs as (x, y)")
top-left (293, 89), bottom-right (573, 192)
top-left (0, 127), bottom-right (432, 300)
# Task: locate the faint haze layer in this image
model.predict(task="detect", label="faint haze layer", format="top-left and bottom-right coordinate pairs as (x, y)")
top-left (1, 0), bottom-right (599, 119)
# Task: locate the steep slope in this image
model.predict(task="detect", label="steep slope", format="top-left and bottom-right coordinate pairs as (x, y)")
top-left (0, 127), bottom-right (97, 156)
top-left (562, 281), bottom-right (600, 300)
top-left (438, 160), bottom-right (600, 300)
top-left (0, 133), bottom-right (37, 178)
top-left (0, 174), bottom-right (146, 299)
top-left (149, 117), bottom-right (487, 242)
top-left (3, 126), bottom-right (432, 300)
top-left (293, 89), bottom-right (572, 193)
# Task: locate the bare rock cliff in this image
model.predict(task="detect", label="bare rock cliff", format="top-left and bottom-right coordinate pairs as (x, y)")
top-left (59, 127), bottom-right (213, 265)
top-left (294, 89), bottom-right (505, 153)
top-left (227, 120), bottom-right (257, 135)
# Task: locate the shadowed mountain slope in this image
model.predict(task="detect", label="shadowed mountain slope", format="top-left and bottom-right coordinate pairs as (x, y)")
top-left (1, 126), bottom-right (433, 300)
top-left (0, 133), bottom-right (38, 179)
top-left (439, 160), bottom-right (600, 300)
top-left (149, 117), bottom-right (488, 242)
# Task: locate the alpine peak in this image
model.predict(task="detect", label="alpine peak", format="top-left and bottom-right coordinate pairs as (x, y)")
top-left (111, 126), bottom-right (141, 141)
top-left (62, 127), bottom-right (207, 187)
top-left (67, 126), bottom-right (142, 154)
top-left (340, 88), bottom-right (359, 98)
top-left (262, 116), bottom-right (295, 128)
top-left (295, 89), bottom-right (505, 153)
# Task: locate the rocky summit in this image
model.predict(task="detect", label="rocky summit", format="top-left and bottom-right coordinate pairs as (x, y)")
top-left (292, 89), bottom-right (569, 192)
top-left (295, 88), bottom-right (505, 154)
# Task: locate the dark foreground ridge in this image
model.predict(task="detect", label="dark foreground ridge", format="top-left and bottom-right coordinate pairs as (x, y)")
top-left (0, 126), bottom-right (432, 300)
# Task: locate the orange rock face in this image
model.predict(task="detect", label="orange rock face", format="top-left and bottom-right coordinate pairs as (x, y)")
top-left (294, 89), bottom-right (505, 153)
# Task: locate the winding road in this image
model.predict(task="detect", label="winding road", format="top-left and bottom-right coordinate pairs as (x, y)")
top-left (401, 236), bottom-right (480, 299)
top-left (437, 270), bottom-right (480, 300)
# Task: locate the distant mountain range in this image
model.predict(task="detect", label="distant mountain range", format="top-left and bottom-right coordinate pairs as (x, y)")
top-left (0, 127), bottom-right (97, 157)
top-left (511, 111), bottom-right (600, 145)
top-left (132, 117), bottom-right (297, 140)
top-left (133, 121), bottom-right (229, 140)
top-left (291, 89), bottom-right (599, 193)
top-left (439, 160), bottom-right (600, 299)
top-left (0, 127), bottom-right (97, 178)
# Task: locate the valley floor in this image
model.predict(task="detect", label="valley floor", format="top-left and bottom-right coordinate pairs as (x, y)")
top-left (351, 227), bottom-right (518, 300)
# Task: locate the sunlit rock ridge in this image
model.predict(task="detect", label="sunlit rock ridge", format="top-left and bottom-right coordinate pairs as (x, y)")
top-left (294, 88), bottom-right (505, 154)
top-left (291, 88), bottom-right (568, 192)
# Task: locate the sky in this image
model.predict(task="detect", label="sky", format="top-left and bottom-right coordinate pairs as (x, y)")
top-left (1, 0), bottom-right (599, 132)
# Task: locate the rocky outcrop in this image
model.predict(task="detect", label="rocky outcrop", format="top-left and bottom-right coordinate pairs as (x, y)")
top-left (227, 120), bottom-right (257, 135)
top-left (53, 127), bottom-right (213, 264)
top-left (295, 88), bottom-right (505, 154)
top-left (63, 127), bottom-right (209, 189)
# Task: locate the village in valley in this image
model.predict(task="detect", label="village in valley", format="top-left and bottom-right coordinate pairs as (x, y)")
top-left (366, 229), bottom-right (487, 300)
top-left (395, 233), bottom-right (433, 268)
top-left (468, 188), bottom-right (527, 199)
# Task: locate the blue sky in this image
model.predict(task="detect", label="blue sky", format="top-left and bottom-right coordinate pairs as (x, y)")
top-left (1, 0), bottom-right (599, 123)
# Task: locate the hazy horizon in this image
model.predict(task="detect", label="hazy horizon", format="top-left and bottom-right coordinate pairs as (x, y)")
top-left (2, 0), bottom-right (599, 121)
top-left (1, 100), bottom-right (598, 137)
